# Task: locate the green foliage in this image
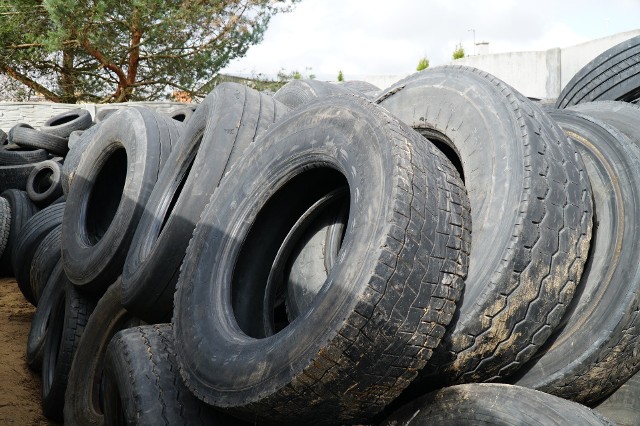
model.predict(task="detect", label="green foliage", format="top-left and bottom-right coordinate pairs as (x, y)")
top-left (452, 43), bottom-right (465, 60)
top-left (277, 67), bottom-right (315, 82)
top-left (0, 0), bottom-right (299, 102)
top-left (337, 70), bottom-right (344, 82)
top-left (416, 57), bottom-right (429, 71)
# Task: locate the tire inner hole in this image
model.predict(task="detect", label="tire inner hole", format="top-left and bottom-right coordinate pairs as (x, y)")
top-left (33, 168), bottom-right (54, 194)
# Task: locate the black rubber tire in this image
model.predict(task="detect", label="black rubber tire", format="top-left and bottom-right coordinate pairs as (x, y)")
top-left (10, 122), bottom-right (69, 156)
top-left (173, 95), bottom-right (471, 424)
top-left (567, 101), bottom-right (640, 145)
top-left (103, 324), bottom-right (241, 426)
top-left (26, 159), bottom-right (63, 206)
top-left (29, 224), bottom-right (62, 308)
top-left (593, 369), bottom-right (640, 426)
top-left (41, 108), bottom-right (93, 138)
top-left (556, 35), bottom-right (640, 108)
top-left (0, 189), bottom-right (38, 276)
top-left (377, 65), bottom-right (593, 386)
top-left (61, 107), bottom-right (182, 294)
top-left (26, 259), bottom-right (65, 373)
top-left (64, 281), bottom-right (143, 426)
top-left (511, 110), bottom-right (640, 404)
top-left (0, 162), bottom-right (40, 193)
top-left (273, 79), bottom-right (353, 109)
top-left (0, 196), bottom-right (9, 261)
top-left (11, 203), bottom-right (65, 305)
top-left (168, 106), bottom-right (195, 123)
top-left (382, 383), bottom-right (614, 425)
top-left (61, 123), bottom-right (101, 197)
top-left (122, 83), bottom-right (289, 322)
top-left (0, 144), bottom-right (48, 166)
top-left (41, 280), bottom-right (96, 421)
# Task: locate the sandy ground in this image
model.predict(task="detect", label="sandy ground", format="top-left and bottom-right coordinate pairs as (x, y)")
top-left (0, 278), bottom-right (57, 425)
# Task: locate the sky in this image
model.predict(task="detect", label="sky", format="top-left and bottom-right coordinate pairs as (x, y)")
top-left (220, 0), bottom-right (640, 81)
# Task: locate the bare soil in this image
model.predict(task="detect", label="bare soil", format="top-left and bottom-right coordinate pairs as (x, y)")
top-left (0, 278), bottom-right (57, 425)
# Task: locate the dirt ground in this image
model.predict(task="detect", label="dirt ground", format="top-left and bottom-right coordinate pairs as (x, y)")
top-left (0, 278), bottom-right (57, 425)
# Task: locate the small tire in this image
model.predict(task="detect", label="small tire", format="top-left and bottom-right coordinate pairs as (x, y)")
top-left (26, 159), bottom-right (63, 206)
top-left (41, 108), bottom-right (92, 138)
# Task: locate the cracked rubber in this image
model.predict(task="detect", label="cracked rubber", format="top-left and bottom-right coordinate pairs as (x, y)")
top-left (377, 65), bottom-right (593, 386)
top-left (103, 324), bottom-right (241, 426)
top-left (556, 35), bottom-right (640, 108)
top-left (173, 95), bottom-right (471, 425)
top-left (382, 383), bottom-right (614, 425)
top-left (511, 109), bottom-right (640, 404)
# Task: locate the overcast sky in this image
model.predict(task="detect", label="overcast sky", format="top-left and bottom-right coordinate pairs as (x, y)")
top-left (221, 0), bottom-right (640, 81)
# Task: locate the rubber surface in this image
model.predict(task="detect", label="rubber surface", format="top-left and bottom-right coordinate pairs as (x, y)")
top-left (29, 224), bottom-right (63, 308)
top-left (0, 189), bottom-right (38, 276)
top-left (273, 79), bottom-right (353, 109)
top-left (26, 159), bottom-right (63, 205)
top-left (41, 108), bottom-right (93, 138)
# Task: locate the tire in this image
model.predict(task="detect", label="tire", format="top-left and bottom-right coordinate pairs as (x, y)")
top-left (26, 159), bottom-right (63, 206)
top-left (0, 197), bottom-right (9, 261)
top-left (26, 259), bottom-right (66, 372)
top-left (377, 65), bottom-right (593, 385)
top-left (94, 108), bottom-right (118, 123)
top-left (41, 280), bottom-right (96, 421)
top-left (10, 123), bottom-right (69, 156)
top-left (168, 106), bottom-right (195, 123)
top-left (64, 281), bottom-right (143, 426)
top-left (103, 324), bottom-right (241, 426)
top-left (62, 107), bottom-right (182, 294)
top-left (12, 203), bottom-right (65, 305)
top-left (0, 162), bottom-right (40, 193)
top-left (594, 369), bottom-right (640, 426)
top-left (511, 110), bottom-right (640, 404)
top-left (382, 383), bottom-right (614, 425)
top-left (0, 128), bottom-right (6, 144)
top-left (557, 35), bottom-right (640, 108)
top-left (339, 80), bottom-right (381, 98)
top-left (41, 108), bottom-right (93, 138)
top-left (29, 224), bottom-right (62, 308)
top-left (122, 83), bottom-right (289, 322)
top-left (567, 101), bottom-right (640, 145)
top-left (0, 189), bottom-right (38, 276)
top-left (61, 123), bottom-right (101, 197)
top-left (273, 79), bottom-right (353, 109)
top-left (173, 95), bottom-right (471, 424)
top-left (0, 144), bottom-right (48, 166)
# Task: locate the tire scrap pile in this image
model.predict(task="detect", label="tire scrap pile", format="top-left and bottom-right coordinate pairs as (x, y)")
top-left (1, 36), bottom-right (640, 426)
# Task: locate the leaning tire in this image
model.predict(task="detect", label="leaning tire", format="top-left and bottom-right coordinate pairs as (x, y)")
top-left (556, 35), bottom-right (640, 108)
top-left (26, 159), bottom-right (63, 206)
top-left (122, 83), bottom-right (288, 322)
top-left (377, 65), bottom-right (593, 385)
top-left (61, 107), bottom-right (182, 294)
top-left (41, 108), bottom-right (93, 139)
top-left (382, 383), bottom-right (614, 425)
top-left (511, 110), bottom-right (640, 404)
top-left (61, 123), bottom-right (101, 197)
top-left (0, 189), bottom-right (38, 276)
top-left (173, 95), bottom-right (471, 424)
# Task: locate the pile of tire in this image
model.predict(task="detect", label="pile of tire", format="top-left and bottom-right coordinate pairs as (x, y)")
top-left (2, 35), bottom-right (640, 426)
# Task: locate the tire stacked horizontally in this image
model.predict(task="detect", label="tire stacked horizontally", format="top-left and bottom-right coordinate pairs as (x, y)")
top-left (3, 36), bottom-right (640, 426)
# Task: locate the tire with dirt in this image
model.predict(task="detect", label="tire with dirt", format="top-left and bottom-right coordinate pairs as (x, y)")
top-left (64, 281), bottom-right (143, 426)
top-left (511, 110), bottom-right (640, 404)
top-left (26, 159), bottom-right (63, 206)
top-left (103, 324), bottom-right (241, 426)
top-left (41, 108), bottom-right (93, 138)
top-left (173, 95), bottom-right (471, 425)
top-left (382, 383), bottom-right (614, 425)
top-left (0, 189), bottom-right (38, 276)
top-left (61, 107), bottom-right (182, 294)
top-left (122, 83), bottom-right (289, 322)
top-left (41, 280), bottom-right (96, 421)
top-left (377, 65), bottom-right (593, 386)
top-left (557, 35), bottom-right (640, 108)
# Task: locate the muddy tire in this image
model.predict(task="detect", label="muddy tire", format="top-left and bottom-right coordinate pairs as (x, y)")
top-left (173, 95), bottom-right (471, 424)
top-left (377, 65), bottom-right (593, 385)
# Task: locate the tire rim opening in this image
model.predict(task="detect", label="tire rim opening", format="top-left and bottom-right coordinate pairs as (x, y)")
top-left (417, 128), bottom-right (465, 183)
top-left (33, 168), bottom-right (54, 194)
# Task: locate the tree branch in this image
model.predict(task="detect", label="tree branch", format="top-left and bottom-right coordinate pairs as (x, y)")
top-left (0, 64), bottom-right (62, 102)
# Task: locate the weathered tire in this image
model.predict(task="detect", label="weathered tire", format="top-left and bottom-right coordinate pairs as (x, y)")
top-left (94, 108), bottom-right (118, 123)
top-left (41, 280), bottom-right (96, 421)
top-left (594, 369), bottom-right (640, 426)
top-left (10, 122), bottom-right (69, 156)
top-left (41, 108), bottom-right (92, 138)
top-left (26, 159), bottom-right (63, 206)
top-left (511, 110), bottom-right (640, 404)
top-left (273, 79), bottom-right (353, 109)
top-left (0, 197), bottom-right (9, 261)
top-left (64, 281), bottom-right (143, 426)
top-left (61, 123), bottom-right (101, 197)
top-left (0, 189), bottom-right (38, 276)
top-left (62, 107), bottom-right (182, 294)
top-left (567, 101), bottom-right (640, 145)
top-left (377, 65), bottom-right (593, 386)
top-left (29, 224), bottom-right (62, 308)
top-left (173, 95), bottom-right (471, 425)
top-left (557, 35), bottom-right (640, 108)
top-left (12, 203), bottom-right (65, 305)
top-left (26, 259), bottom-right (65, 372)
top-left (382, 383), bottom-right (614, 425)
top-left (168, 106), bottom-right (195, 123)
top-left (103, 324), bottom-right (241, 426)
top-left (0, 144), bottom-right (48, 166)
top-left (122, 83), bottom-right (288, 322)
top-left (339, 80), bottom-right (381, 98)
top-left (0, 162), bottom-right (40, 193)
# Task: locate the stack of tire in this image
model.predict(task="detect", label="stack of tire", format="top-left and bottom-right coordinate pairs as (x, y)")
top-left (3, 35), bottom-right (640, 426)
